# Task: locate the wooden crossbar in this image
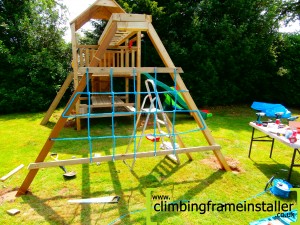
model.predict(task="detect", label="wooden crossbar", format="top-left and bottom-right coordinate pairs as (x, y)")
top-left (28, 145), bottom-right (221, 170)
top-left (78, 67), bottom-right (183, 75)
top-left (40, 73), bottom-right (74, 125)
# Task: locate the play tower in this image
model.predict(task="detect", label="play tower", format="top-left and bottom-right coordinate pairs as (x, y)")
top-left (17, 0), bottom-right (230, 196)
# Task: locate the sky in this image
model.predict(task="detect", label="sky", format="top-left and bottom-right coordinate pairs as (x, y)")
top-left (61, 0), bottom-right (299, 41)
top-left (62, 0), bottom-right (95, 41)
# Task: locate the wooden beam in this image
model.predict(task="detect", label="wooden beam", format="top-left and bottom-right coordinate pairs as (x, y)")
top-left (28, 145), bottom-right (221, 170)
top-left (111, 13), bottom-right (152, 22)
top-left (97, 15), bottom-right (115, 45)
top-left (40, 73), bottom-right (74, 125)
top-left (16, 73), bottom-right (90, 196)
top-left (1, 164), bottom-right (24, 182)
top-left (125, 40), bottom-right (130, 104)
top-left (117, 22), bottom-right (149, 31)
top-left (147, 23), bottom-right (231, 171)
top-left (78, 67), bottom-right (183, 74)
top-left (108, 46), bottom-right (138, 50)
top-left (136, 31), bottom-right (142, 120)
top-left (70, 23), bottom-right (81, 131)
top-left (77, 45), bottom-right (99, 49)
top-left (114, 31), bottom-right (137, 46)
top-left (95, 0), bottom-right (124, 8)
top-left (93, 22), bottom-right (118, 64)
top-left (17, 11), bottom-right (126, 196)
top-left (71, 1), bottom-right (125, 31)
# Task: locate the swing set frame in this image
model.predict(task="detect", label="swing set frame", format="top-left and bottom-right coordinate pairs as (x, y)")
top-left (16, 1), bottom-right (231, 196)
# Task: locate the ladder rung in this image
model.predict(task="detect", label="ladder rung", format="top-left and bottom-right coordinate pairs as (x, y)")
top-left (166, 154), bottom-right (180, 164)
top-left (160, 131), bottom-right (170, 137)
top-left (142, 108), bottom-right (162, 113)
top-left (156, 119), bottom-right (165, 125)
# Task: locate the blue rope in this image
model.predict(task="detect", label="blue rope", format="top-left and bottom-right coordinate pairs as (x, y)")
top-left (51, 126), bottom-right (202, 142)
top-left (57, 67), bottom-right (207, 163)
top-left (238, 188), bottom-right (271, 204)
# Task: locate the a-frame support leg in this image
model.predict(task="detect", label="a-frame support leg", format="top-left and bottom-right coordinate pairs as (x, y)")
top-left (17, 21), bottom-right (118, 196)
top-left (16, 74), bottom-right (89, 196)
top-left (147, 24), bottom-right (230, 171)
top-left (165, 116), bottom-right (192, 161)
top-left (40, 72), bottom-right (74, 125)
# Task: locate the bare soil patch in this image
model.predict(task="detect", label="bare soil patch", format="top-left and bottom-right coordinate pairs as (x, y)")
top-left (201, 157), bottom-right (244, 174)
top-left (0, 187), bottom-right (18, 204)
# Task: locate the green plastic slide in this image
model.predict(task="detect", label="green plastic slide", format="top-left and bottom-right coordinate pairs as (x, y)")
top-left (141, 73), bottom-right (212, 119)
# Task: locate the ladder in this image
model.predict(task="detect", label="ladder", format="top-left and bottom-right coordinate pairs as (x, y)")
top-left (124, 79), bottom-right (180, 169)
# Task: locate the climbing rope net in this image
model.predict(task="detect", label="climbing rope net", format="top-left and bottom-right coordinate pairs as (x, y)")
top-left (52, 67), bottom-right (207, 163)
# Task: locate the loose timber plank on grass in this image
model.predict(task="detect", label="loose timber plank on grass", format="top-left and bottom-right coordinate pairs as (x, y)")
top-left (1, 164), bottom-right (24, 182)
top-left (68, 196), bottom-right (120, 204)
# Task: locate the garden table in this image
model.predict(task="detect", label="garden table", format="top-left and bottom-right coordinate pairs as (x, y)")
top-left (248, 122), bottom-right (300, 181)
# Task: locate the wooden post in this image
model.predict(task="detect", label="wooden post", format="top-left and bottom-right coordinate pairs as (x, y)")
top-left (147, 23), bottom-right (231, 171)
top-left (71, 23), bottom-right (81, 131)
top-left (125, 41), bottom-right (130, 103)
top-left (16, 73), bottom-right (89, 196)
top-left (17, 21), bottom-right (119, 196)
top-left (40, 73), bottom-right (74, 125)
top-left (136, 32), bottom-right (142, 113)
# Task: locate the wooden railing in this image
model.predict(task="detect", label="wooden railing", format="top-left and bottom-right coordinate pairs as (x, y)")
top-left (77, 45), bottom-right (138, 68)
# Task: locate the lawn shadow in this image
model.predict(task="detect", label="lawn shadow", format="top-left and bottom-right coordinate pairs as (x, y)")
top-left (151, 170), bottom-right (225, 223)
top-left (104, 148), bottom-right (131, 224)
top-left (40, 121), bottom-right (56, 129)
top-left (81, 156), bottom-right (91, 225)
top-left (21, 194), bottom-right (68, 225)
top-left (104, 156), bottom-right (225, 224)
top-left (129, 157), bottom-right (192, 196)
top-left (253, 162), bottom-right (299, 205)
top-left (254, 162), bottom-right (300, 187)
top-left (0, 112), bottom-right (45, 122)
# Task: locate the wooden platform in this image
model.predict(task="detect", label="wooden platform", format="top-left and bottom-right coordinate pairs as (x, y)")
top-left (79, 95), bottom-right (135, 118)
top-left (91, 95), bottom-right (134, 108)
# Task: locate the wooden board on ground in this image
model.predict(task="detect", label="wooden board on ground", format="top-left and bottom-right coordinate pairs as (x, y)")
top-left (68, 196), bottom-right (120, 204)
top-left (1, 164), bottom-right (24, 182)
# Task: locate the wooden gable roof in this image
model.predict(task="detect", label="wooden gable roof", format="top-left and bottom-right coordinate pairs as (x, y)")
top-left (70, 0), bottom-right (126, 31)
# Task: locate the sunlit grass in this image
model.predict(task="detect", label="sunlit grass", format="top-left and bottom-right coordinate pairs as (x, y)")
top-left (0, 105), bottom-right (299, 224)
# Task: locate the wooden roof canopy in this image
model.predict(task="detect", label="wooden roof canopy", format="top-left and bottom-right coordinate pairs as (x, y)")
top-left (70, 0), bottom-right (126, 31)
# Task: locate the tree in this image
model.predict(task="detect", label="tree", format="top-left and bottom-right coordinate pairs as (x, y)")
top-left (280, 0), bottom-right (300, 25)
top-left (117, 0), bottom-right (284, 106)
top-left (81, 0), bottom-right (300, 106)
top-left (272, 33), bottom-right (300, 105)
top-left (79, 20), bottom-right (107, 45)
top-left (0, 0), bottom-right (71, 113)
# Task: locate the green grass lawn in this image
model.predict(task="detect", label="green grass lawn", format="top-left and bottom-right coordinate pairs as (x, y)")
top-left (0, 105), bottom-right (300, 225)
